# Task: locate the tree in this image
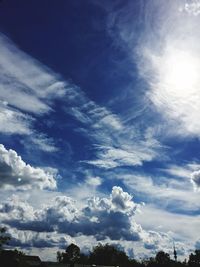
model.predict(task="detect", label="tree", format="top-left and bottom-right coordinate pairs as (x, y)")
top-left (57, 243), bottom-right (80, 264)
top-left (156, 251), bottom-right (170, 263)
top-left (89, 243), bottom-right (129, 267)
top-left (0, 227), bottom-right (10, 250)
top-left (188, 250), bottom-right (200, 267)
top-left (57, 251), bottom-right (62, 263)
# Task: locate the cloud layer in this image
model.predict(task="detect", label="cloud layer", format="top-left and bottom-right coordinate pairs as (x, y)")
top-left (0, 144), bottom-right (57, 190)
top-left (2, 186), bottom-right (190, 260)
top-left (0, 187), bottom-right (142, 241)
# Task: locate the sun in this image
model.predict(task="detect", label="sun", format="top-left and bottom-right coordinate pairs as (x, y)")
top-left (161, 48), bottom-right (199, 97)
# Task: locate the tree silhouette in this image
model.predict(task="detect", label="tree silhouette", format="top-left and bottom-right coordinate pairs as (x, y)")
top-left (89, 243), bottom-right (129, 267)
top-left (144, 251), bottom-right (171, 267)
top-left (155, 251), bottom-right (170, 265)
top-left (188, 250), bottom-right (200, 267)
top-left (0, 227), bottom-right (10, 250)
top-left (57, 243), bottom-right (80, 264)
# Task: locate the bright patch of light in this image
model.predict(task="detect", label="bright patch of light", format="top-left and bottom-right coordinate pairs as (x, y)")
top-left (160, 48), bottom-right (199, 97)
top-left (147, 44), bottom-right (200, 136)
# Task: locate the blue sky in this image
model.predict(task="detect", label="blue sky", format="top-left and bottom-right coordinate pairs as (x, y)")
top-left (0, 0), bottom-right (200, 261)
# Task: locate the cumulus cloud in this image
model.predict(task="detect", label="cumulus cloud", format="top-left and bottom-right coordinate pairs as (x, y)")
top-left (85, 176), bottom-right (102, 187)
top-left (111, 186), bottom-right (138, 214)
top-left (0, 144), bottom-right (57, 190)
top-left (7, 227), bottom-right (74, 250)
top-left (0, 186), bottom-right (142, 241)
top-left (0, 196), bottom-right (35, 223)
top-left (0, 187), bottom-right (195, 260)
top-left (143, 231), bottom-right (171, 251)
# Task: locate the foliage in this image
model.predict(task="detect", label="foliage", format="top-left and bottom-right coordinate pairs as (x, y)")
top-left (57, 243), bottom-right (80, 263)
top-left (188, 250), bottom-right (200, 267)
top-left (89, 243), bottom-right (129, 267)
top-left (0, 227), bottom-right (10, 250)
top-left (56, 243), bottom-right (200, 267)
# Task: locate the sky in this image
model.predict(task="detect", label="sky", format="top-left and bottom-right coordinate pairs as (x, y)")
top-left (0, 0), bottom-right (200, 261)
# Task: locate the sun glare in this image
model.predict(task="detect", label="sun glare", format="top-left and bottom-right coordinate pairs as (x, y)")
top-left (161, 49), bottom-right (199, 97)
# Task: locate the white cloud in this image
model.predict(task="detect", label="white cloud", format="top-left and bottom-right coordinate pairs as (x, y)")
top-left (0, 186), bottom-right (196, 260)
top-left (0, 102), bottom-right (32, 135)
top-left (135, 204), bottom-right (200, 243)
top-left (161, 165), bottom-right (192, 179)
top-left (181, 0), bottom-right (200, 16)
top-left (0, 34), bottom-right (67, 115)
top-left (102, 0), bottom-right (200, 138)
top-left (111, 186), bottom-right (139, 215)
top-left (86, 176), bottom-right (102, 187)
top-left (0, 33), bottom-right (71, 152)
top-left (137, 1), bottom-right (200, 137)
top-left (161, 164), bottom-right (200, 191)
top-left (191, 170), bottom-right (200, 190)
top-left (119, 172), bottom-right (200, 212)
top-left (64, 82), bottom-right (162, 169)
top-left (144, 42), bottom-right (200, 137)
top-left (0, 195), bottom-right (35, 222)
top-left (93, 114), bottom-right (123, 130)
top-left (0, 186), bottom-right (143, 241)
top-left (88, 186), bottom-right (140, 215)
top-left (30, 134), bottom-right (58, 152)
top-left (86, 142), bottom-right (159, 169)
top-left (0, 144), bottom-right (57, 190)
top-left (7, 227), bottom-right (74, 252)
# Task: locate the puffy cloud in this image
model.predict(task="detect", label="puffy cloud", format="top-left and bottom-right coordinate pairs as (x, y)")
top-left (7, 228), bottom-right (73, 249)
top-left (111, 186), bottom-right (138, 214)
top-left (85, 176), bottom-right (102, 187)
top-left (0, 188), bottom-right (195, 261)
top-left (40, 196), bottom-right (79, 226)
top-left (143, 231), bottom-right (172, 251)
top-left (69, 186), bottom-right (142, 241)
top-left (0, 144), bottom-right (57, 190)
top-left (85, 186), bottom-right (139, 215)
top-left (0, 196), bottom-right (35, 222)
top-left (0, 187), bottom-right (142, 241)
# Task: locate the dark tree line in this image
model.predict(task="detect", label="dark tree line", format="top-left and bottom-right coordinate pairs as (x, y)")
top-left (57, 243), bottom-right (200, 267)
top-left (1, 227), bottom-right (200, 266)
